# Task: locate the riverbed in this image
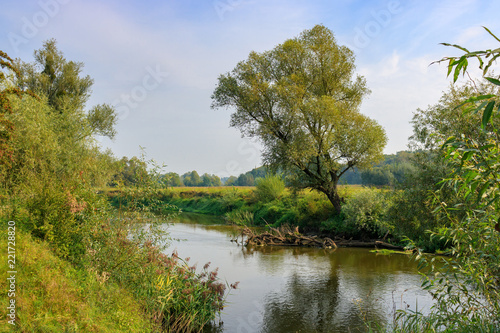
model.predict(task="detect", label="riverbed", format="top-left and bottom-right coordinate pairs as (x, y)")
top-left (162, 213), bottom-right (433, 333)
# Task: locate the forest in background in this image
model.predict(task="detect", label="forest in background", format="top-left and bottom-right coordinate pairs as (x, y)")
top-left (111, 151), bottom-right (413, 188)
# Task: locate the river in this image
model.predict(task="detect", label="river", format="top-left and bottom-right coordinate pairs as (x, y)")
top-left (162, 213), bottom-right (433, 333)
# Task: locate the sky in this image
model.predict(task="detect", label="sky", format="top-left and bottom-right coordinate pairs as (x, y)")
top-left (2, 0), bottom-right (500, 177)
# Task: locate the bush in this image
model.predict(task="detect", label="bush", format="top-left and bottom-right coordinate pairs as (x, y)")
top-left (342, 188), bottom-right (392, 239)
top-left (255, 175), bottom-right (285, 203)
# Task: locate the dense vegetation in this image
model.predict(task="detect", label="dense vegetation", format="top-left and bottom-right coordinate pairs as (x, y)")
top-left (368, 27), bottom-right (500, 332)
top-left (0, 43), bottom-right (230, 332)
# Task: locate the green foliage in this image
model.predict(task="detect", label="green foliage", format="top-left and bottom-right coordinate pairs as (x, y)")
top-left (0, 230), bottom-right (153, 332)
top-left (384, 72), bottom-right (500, 251)
top-left (212, 24), bottom-right (387, 213)
top-left (16, 39), bottom-right (93, 113)
top-left (410, 80), bottom-right (500, 151)
top-left (1, 93), bottom-right (114, 260)
top-left (253, 201), bottom-right (290, 226)
top-left (181, 170), bottom-right (201, 186)
top-left (360, 152), bottom-right (414, 187)
top-left (255, 174), bottom-right (285, 202)
top-left (86, 103), bottom-right (117, 139)
top-left (14, 39), bottom-right (117, 141)
top-left (110, 156), bottom-right (149, 187)
top-left (319, 212), bottom-right (354, 236)
top-left (384, 81), bottom-right (493, 250)
top-left (224, 209), bottom-right (254, 226)
top-left (361, 167), bottom-right (395, 187)
top-left (201, 173), bottom-right (222, 187)
top-left (342, 188), bottom-right (392, 239)
top-left (224, 166), bottom-right (269, 186)
top-left (237, 173), bottom-right (254, 186)
top-left (224, 175), bottom-right (238, 186)
top-left (164, 172), bottom-right (183, 186)
top-left (0, 50), bottom-right (36, 174)
top-left (179, 170), bottom-right (224, 187)
top-left (84, 210), bottom-right (230, 331)
top-left (384, 151), bottom-right (450, 251)
top-left (390, 27), bottom-right (500, 331)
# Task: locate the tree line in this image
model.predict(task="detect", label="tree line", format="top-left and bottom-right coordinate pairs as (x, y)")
top-left (110, 152), bottom-right (411, 188)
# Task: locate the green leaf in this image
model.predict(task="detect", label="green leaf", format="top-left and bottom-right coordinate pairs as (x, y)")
top-left (454, 94), bottom-right (496, 110)
top-left (442, 136), bottom-right (457, 148)
top-left (465, 101), bottom-right (487, 115)
top-left (453, 57), bottom-right (467, 82)
top-left (477, 181), bottom-right (491, 199)
top-left (485, 77), bottom-right (500, 86)
top-left (481, 101), bottom-right (496, 129)
top-left (462, 151), bottom-right (474, 162)
top-left (440, 42), bottom-right (471, 54)
top-left (485, 53), bottom-right (500, 74)
top-left (447, 58), bottom-right (455, 77)
top-left (483, 26), bottom-right (500, 43)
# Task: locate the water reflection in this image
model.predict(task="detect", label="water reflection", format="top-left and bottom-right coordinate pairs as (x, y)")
top-left (165, 214), bottom-right (433, 333)
top-left (262, 272), bottom-right (341, 333)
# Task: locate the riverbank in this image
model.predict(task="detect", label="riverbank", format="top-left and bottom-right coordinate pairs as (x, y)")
top-left (104, 185), bottom-right (405, 248)
top-left (0, 230), bottom-right (153, 331)
top-left (1, 199), bottom-right (231, 332)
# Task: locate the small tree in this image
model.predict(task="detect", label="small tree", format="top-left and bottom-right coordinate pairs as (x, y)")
top-left (15, 39), bottom-right (117, 139)
top-left (212, 25), bottom-right (386, 213)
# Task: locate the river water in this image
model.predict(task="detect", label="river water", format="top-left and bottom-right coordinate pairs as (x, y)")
top-left (162, 213), bottom-right (433, 333)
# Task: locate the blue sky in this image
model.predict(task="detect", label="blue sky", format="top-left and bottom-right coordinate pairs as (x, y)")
top-left (2, 0), bottom-right (500, 176)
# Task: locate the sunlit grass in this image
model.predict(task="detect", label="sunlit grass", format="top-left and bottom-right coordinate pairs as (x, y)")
top-left (0, 230), bottom-right (152, 332)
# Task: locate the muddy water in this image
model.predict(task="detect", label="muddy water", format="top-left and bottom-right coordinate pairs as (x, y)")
top-left (163, 213), bottom-right (433, 333)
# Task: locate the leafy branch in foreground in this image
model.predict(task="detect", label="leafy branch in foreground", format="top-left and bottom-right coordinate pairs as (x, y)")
top-left (388, 27), bottom-right (500, 332)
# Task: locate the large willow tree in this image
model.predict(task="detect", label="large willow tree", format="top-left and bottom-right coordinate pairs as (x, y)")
top-left (212, 25), bottom-right (387, 213)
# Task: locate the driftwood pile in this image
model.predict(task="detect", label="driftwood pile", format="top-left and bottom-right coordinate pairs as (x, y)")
top-left (242, 226), bottom-right (337, 248)
top-left (240, 225), bottom-right (404, 250)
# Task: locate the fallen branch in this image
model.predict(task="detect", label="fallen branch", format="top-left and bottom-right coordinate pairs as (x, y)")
top-left (241, 226), bottom-right (336, 249)
top-left (239, 226), bottom-right (404, 250)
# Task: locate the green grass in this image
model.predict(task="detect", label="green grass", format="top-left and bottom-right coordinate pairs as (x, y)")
top-left (0, 230), bottom-right (153, 332)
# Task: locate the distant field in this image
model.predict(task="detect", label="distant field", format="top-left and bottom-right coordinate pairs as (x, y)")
top-left (163, 184), bottom-right (367, 200)
top-left (102, 185), bottom-right (367, 198)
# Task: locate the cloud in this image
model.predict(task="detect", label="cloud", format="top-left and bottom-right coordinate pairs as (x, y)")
top-left (3, 0), bottom-right (500, 174)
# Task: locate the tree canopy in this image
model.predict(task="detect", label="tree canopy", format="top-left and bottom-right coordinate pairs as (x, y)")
top-left (211, 25), bottom-right (387, 212)
top-left (15, 39), bottom-right (117, 140)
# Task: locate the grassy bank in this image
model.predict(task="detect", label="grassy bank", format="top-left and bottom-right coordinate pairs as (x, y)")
top-left (0, 230), bottom-right (152, 332)
top-left (1, 202), bottom-right (231, 332)
top-left (104, 185), bottom-right (397, 240)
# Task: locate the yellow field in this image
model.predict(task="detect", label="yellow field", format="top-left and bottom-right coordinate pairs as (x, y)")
top-left (101, 184), bottom-right (368, 201)
top-left (164, 184), bottom-right (367, 199)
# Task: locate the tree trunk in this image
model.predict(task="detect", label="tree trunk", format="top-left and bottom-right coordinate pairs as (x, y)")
top-left (324, 186), bottom-right (342, 215)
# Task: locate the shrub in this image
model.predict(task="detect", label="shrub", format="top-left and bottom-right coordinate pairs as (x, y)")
top-left (255, 175), bottom-right (285, 203)
top-left (341, 188), bottom-right (393, 239)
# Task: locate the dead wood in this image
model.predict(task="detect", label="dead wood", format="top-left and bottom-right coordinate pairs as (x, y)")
top-left (239, 226), bottom-right (404, 250)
